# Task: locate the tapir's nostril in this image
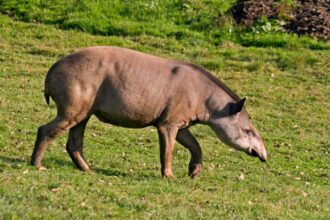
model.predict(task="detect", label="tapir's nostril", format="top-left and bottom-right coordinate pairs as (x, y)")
top-left (250, 149), bottom-right (258, 157)
top-left (249, 148), bottom-right (267, 162)
top-left (259, 156), bottom-right (267, 162)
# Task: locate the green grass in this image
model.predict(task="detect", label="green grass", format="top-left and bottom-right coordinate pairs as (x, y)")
top-left (1, 0), bottom-right (329, 50)
top-left (0, 3), bottom-right (329, 219)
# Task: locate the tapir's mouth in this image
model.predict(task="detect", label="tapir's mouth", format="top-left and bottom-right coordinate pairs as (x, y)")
top-left (248, 148), bottom-right (267, 162)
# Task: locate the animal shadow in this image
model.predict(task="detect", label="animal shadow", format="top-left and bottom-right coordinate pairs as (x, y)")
top-left (0, 156), bottom-right (154, 179)
top-left (0, 156), bottom-right (27, 168)
top-left (94, 167), bottom-right (128, 177)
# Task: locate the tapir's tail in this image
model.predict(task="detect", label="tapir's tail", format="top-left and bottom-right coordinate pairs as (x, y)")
top-left (44, 70), bottom-right (51, 106)
top-left (44, 92), bottom-right (50, 106)
top-left (44, 60), bottom-right (59, 107)
top-left (44, 80), bottom-right (50, 106)
top-left (44, 86), bottom-right (52, 118)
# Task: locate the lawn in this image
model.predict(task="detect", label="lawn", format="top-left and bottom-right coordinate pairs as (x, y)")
top-left (0, 2), bottom-right (329, 219)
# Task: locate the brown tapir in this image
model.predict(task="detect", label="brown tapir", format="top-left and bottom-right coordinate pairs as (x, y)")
top-left (31, 46), bottom-right (267, 178)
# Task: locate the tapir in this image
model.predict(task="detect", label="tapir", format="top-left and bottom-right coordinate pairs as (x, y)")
top-left (31, 46), bottom-right (267, 178)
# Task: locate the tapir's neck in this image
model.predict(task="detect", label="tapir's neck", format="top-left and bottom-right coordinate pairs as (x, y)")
top-left (180, 62), bottom-right (241, 125)
top-left (192, 85), bottom-right (234, 125)
top-left (197, 79), bottom-right (239, 125)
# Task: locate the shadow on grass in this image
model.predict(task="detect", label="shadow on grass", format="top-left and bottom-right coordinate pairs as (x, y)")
top-left (95, 168), bottom-right (159, 180)
top-left (46, 157), bottom-right (76, 169)
top-left (0, 156), bottom-right (76, 170)
top-left (0, 156), bottom-right (157, 179)
top-left (94, 167), bottom-right (128, 177)
top-left (50, 159), bottom-right (132, 177)
top-left (0, 155), bottom-right (132, 177)
top-left (0, 156), bottom-right (29, 172)
top-left (0, 156), bottom-right (27, 166)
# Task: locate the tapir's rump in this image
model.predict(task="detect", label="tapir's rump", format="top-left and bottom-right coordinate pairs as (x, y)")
top-left (31, 46), bottom-right (267, 178)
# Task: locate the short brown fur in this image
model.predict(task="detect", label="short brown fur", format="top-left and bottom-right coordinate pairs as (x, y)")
top-left (31, 46), bottom-right (267, 178)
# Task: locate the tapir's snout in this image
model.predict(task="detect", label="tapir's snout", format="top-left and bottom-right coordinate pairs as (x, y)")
top-left (248, 147), bottom-right (267, 162)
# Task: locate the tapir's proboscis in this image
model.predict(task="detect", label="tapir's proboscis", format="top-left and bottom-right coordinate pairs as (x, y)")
top-left (31, 46), bottom-right (267, 178)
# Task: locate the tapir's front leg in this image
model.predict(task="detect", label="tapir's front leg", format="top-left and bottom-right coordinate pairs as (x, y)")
top-left (157, 126), bottom-right (178, 178)
top-left (176, 128), bottom-right (203, 178)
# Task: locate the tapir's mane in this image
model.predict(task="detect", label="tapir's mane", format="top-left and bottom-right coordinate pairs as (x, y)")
top-left (184, 62), bottom-right (241, 102)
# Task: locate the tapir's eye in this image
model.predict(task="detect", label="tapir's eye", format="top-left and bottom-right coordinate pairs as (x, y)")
top-left (244, 129), bottom-right (254, 135)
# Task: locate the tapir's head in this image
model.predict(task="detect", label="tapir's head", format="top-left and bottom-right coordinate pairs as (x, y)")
top-left (209, 98), bottom-right (267, 162)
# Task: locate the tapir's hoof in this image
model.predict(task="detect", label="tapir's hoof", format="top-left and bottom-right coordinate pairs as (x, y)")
top-left (163, 174), bottom-right (174, 179)
top-left (80, 166), bottom-right (92, 173)
top-left (38, 166), bottom-right (47, 171)
top-left (189, 163), bottom-right (202, 179)
top-left (84, 169), bottom-right (96, 175)
top-left (162, 170), bottom-right (174, 179)
top-left (31, 160), bottom-right (44, 170)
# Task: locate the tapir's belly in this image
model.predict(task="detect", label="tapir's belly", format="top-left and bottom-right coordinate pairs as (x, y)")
top-left (93, 86), bottom-right (166, 128)
top-left (94, 108), bottom-right (158, 128)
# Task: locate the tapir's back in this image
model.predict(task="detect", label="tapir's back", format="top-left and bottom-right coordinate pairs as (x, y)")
top-left (46, 46), bottom-right (207, 127)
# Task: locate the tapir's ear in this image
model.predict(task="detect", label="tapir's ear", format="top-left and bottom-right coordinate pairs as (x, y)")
top-left (229, 98), bottom-right (246, 115)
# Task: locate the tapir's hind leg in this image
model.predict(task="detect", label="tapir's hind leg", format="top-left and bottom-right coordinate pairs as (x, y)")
top-left (31, 116), bottom-right (77, 169)
top-left (176, 128), bottom-right (203, 178)
top-left (66, 118), bottom-right (91, 171)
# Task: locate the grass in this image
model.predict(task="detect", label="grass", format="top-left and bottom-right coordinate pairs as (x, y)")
top-left (1, 0), bottom-right (329, 50)
top-left (0, 2), bottom-right (329, 219)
